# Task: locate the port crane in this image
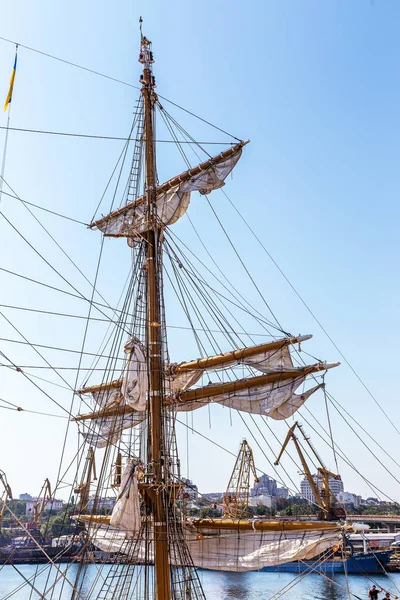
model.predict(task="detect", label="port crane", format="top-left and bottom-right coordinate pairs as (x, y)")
top-left (27, 478), bottom-right (53, 531)
top-left (74, 447), bottom-right (97, 511)
top-left (223, 439), bottom-right (259, 518)
top-left (274, 422), bottom-right (346, 521)
top-left (0, 470), bottom-right (13, 531)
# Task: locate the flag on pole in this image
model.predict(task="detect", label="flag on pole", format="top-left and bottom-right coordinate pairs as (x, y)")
top-left (4, 52), bottom-right (17, 112)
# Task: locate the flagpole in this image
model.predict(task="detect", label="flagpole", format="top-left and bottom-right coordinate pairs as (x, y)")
top-left (0, 44), bottom-right (18, 205)
top-left (0, 103), bottom-right (13, 204)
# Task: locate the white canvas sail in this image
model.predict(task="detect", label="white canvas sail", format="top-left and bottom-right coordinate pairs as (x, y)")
top-left (185, 528), bottom-right (342, 572)
top-left (168, 343), bottom-right (295, 394)
top-left (77, 338), bottom-right (336, 446)
top-left (91, 387), bottom-right (121, 409)
top-left (91, 144), bottom-right (244, 239)
top-left (110, 459), bottom-right (141, 535)
top-left (176, 378), bottom-right (323, 420)
top-left (121, 337), bottom-right (147, 411)
top-left (81, 413), bottom-right (144, 449)
top-left (89, 524), bottom-right (342, 572)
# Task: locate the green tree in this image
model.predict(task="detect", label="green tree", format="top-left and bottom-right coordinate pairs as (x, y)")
top-left (7, 500), bottom-right (27, 520)
top-left (41, 507), bottom-right (76, 538)
top-left (254, 505), bottom-right (273, 517)
top-left (199, 507), bottom-right (222, 518)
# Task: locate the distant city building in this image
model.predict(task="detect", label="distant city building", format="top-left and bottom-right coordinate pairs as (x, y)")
top-left (25, 497), bottom-right (64, 516)
top-left (252, 474), bottom-right (277, 497)
top-left (300, 474), bottom-right (344, 503)
top-left (276, 487), bottom-right (289, 500)
top-left (202, 493), bottom-right (223, 502)
top-left (250, 474), bottom-right (289, 504)
top-left (364, 497), bottom-right (380, 506)
top-left (337, 491), bottom-right (361, 507)
top-left (249, 495), bottom-right (277, 509)
top-left (19, 493), bottom-right (33, 501)
top-left (86, 496), bottom-right (116, 510)
top-left (182, 479), bottom-right (198, 501)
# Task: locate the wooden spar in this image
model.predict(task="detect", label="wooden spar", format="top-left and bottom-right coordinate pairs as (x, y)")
top-left (141, 37), bottom-right (171, 600)
top-left (178, 361), bottom-right (339, 404)
top-left (77, 334), bottom-right (312, 395)
top-left (173, 334), bottom-right (312, 373)
top-left (75, 514), bottom-right (339, 532)
top-left (73, 361), bottom-right (339, 422)
top-left (78, 379), bottom-right (122, 395)
top-left (89, 139), bottom-right (249, 230)
top-left (190, 518), bottom-right (340, 532)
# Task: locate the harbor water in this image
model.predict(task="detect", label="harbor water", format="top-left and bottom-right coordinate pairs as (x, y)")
top-left (1, 564), bottom-right (400, 599)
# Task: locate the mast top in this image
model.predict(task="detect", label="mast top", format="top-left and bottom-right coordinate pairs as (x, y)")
top-left (139, 19), bottom-right (155, 76)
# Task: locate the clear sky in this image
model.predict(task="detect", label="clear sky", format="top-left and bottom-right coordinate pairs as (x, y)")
top-left (0, 0), bottom-right (399, 504)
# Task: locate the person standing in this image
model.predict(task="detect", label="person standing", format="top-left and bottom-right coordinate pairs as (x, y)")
top-left (368, 586), bottom-right (383, 599)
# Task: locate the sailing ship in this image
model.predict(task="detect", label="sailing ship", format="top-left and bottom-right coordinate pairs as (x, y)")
top-left (0, 19), bottom-right (395, 600)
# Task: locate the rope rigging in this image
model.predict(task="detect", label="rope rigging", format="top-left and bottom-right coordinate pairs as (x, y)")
top-left (0, 29), bottom-right (398, 600)
top-left (0, 34), bottom-right (240, 140)
top-left (0, 125), bottom-right (234, 144)
top-left (219, 186), bottom-right (400, 440)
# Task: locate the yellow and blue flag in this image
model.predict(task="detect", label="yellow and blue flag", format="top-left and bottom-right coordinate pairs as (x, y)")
top-left (4, 53), bottom-right (17, 112)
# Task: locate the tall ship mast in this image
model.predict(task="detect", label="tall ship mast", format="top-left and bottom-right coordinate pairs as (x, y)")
top-left (2, 18), bottom-right (396, 600)
top-left (67, 23), bottom-right (342, 596)
top-left (140, 26), bottom-right (172, 599)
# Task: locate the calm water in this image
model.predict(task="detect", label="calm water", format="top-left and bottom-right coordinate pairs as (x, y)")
top-left (1, 564), bottom-right (400, 599)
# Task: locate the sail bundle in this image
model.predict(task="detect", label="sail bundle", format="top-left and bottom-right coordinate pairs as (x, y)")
top-left (80, 338), bottom-right (147, 448)
top-left (109, 459), bottom-right (141, 534)
top-left (89, 141), bottom-right (246, 240)
top-left (179, 377), bottom-right (324, 421)
top-left (185, 527), bottom-right (342, 572)
top-left (76, 335), bottom-right (339, 448)
top-left (86, 521), bottom-right (342, 572)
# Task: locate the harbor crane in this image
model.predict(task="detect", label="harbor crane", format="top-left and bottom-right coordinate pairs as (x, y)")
top-left (0, 470), bottom-right (13, 531)
top-left (274, 422), bottom-right (346, 521)
top-left (27, 478), bottom-right (53, 530)
top-left (74, 447), bottom-right (97, 511)
top-left (223, 439), bottom-right (259, 518)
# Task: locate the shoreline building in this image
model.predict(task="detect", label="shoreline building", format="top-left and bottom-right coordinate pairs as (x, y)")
top-left (336, 491), bottom-right (362, 507)
top-left (87, 496), bottom-right (116, 511)
top-left (20, 493), bottom-right (64, 516)
top-left (300, 474), bottom-right (344, 503)
top-left (249, 474), bottom-right (289, 509)
top-left (182, 479), bottom-right (198, 502)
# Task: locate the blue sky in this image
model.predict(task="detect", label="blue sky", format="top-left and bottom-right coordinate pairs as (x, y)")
top-left (0, 0), bottom-right (399, 503)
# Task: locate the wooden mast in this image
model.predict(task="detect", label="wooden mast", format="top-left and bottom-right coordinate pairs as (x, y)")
top-left (140, 26), bottom-right (171, 600)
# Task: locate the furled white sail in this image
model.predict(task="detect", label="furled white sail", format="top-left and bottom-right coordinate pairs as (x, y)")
top-left (80, 339), bottom-right (148, 447)
top-left (110, 459), bottom-right (141, 535)
top-left (242, 345), bottom-right (294, 373)
top-left (168, 369), bottom-right (203, 394)
top-left (92, 147), bottom-right (243, 239)
top-left (77, 338), bottom-right (335, 446)
top-left (121, 338), bottom-right (147, 410)
top-left (81, 413), bottom-right (144, 449)
top-left (81, 378), bottom-right (319, 447)
top-left (185, 528), bottom-right (342, 572)
top-left (91, 388), bottom-right (120, 409)
top-left (89, 524), bottom-right (342, 572)
top-left (167, 344), bottom-right (295, 394)
top-left (176, 377), bottom-right (323, 421)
